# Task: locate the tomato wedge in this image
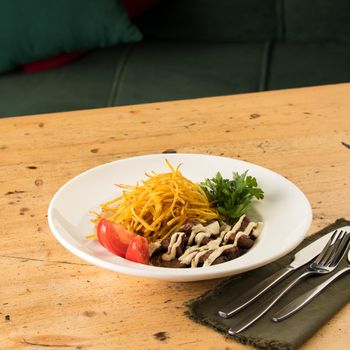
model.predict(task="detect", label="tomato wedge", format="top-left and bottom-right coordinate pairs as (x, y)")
top-left (97, 219), bottom-right (136, 257)
top-left (125, 235), bottom-right (150, 264)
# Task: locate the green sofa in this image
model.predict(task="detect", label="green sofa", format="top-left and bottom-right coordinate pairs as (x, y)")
top-left (1, 0), bottom-right (350, 118)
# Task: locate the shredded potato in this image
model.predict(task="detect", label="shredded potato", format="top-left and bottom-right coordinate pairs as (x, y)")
top-left (94, 160), bottom-right (218, 241)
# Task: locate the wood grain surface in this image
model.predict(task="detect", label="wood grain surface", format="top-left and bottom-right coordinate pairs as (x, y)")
top-left (1, 83), bottom-right (349, 349)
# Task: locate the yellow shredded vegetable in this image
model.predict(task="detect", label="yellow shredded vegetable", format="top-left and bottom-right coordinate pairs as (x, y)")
top-left (94, 160), bottom-right (218, 241)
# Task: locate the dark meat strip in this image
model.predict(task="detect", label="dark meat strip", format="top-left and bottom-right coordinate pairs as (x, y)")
top-left (150, 254), bottom-right (187, 268)
top-left (211, 255), bottom-right (229, 265)
top-left (237, 235), bottom-right (254, 249)
top-left (200, 247), bottom-right (241, 266)
top-left (223, 246), bottom-right (240, 260)
top-left (176, 237), bottom-right (188, 256)
top-left (151, 231), bottom-right (189, 267)
top-left (161, 231), bottom-right (189, 251)
top-left (211, 247), bottom-right (241, 265)
top-left (196, 250), bottom-right (214, 266)
top-left (226, 233), bottom-right (237, 244)
top-left (151, 245), bottom-right (167, 257)
top-left (161, 236), bottom-right (171, 249)
top-left (182, 220), bottom-right (200, 235)
top-left (240, 216), bottom-right (250, 231)
top-left (199, 236), bottom-right (211, 246)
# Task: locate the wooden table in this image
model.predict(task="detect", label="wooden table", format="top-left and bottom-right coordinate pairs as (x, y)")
top-left (1, 83), bottom-right (349, 349)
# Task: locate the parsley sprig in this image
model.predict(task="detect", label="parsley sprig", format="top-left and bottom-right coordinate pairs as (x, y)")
top-left (200, 171), bottom-right (264, 224)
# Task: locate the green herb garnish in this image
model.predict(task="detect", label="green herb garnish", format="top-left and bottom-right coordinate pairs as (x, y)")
top-left (200, 171), bottom-right (264, 224)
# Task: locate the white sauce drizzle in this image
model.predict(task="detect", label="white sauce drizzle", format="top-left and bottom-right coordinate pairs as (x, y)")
top-left (180, 249), bottom-right (201, 265)
top-left (178, 237), bottom-right (222, 265)
top-left (252, 222), bottom-right (263, 238)
top-left (203, 244), bottom-right (235, 267)
top-left (229, 222), bottom-right (257, 253)
top-left (222, 214), bottom-right (246, 243)
top-left (188, 224), bottom-right (205, 245)
top-left (194, 221), bottom-right (220, 245)
top-left (160, 215), bottom-right (263, 267)
top-left (232, 231), bottom-right (247, 247)
top-left (243, 221), bottom-right (257, 236)
top-left (191, 250), bottom-right (211, 267)
top-left (220, 222), bottom-right (231, 232)
top-left (188, 221), bottom-right (220, 246)
top-left (161, 232), bottom-right (185, 261)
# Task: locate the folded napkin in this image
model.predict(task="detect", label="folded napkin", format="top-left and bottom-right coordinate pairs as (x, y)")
top-left (185, 219), bottom-right (350, 350)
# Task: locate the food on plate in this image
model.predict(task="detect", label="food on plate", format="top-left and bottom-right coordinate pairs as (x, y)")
top-left (92, 161), bottom-right (264, 267)
top-left (200, 171), bottom-right (264, 224)
top-left (150, 215), bottom-right (263, 268)
top-left (125, 235), bottom-right (150, 264)
top-left (97, 219), bottom-right (136, 257)
top-left (94, 160), bottom-right (219, 241)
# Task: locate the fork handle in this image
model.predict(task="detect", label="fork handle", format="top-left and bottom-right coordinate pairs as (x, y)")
top-left (228, 270), bottom-right (313, 335)
top-left (218, 267), bottom-right (294, 318)
top-left (272, 266), bottom-right (350, 322)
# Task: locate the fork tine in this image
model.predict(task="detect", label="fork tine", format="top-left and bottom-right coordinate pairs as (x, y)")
top-left (329, 231), bottom-right (350, 267)
top-left (320, 230), bottom-right (345, 265)
top-left (313, 230), bottom-right (340, 265)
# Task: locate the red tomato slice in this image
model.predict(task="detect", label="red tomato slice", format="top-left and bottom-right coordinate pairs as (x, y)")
top-left (125, 235), bottom-right (150, 264)
top-left (97, 219), bottom-right (136, 257)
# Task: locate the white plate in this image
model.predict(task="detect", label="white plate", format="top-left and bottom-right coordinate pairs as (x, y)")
top-left (48, 153), bottom-right (312, 282)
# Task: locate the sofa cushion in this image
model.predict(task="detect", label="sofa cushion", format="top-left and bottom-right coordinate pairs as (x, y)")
top-left (138, 0), bottom-right (350, 43)
top-left (136, 0), bottom-right (277, 42)
top-left (268, 43), bottom-right (350, 90)
top-left (111, 40), bottom-right (268, 105)
top-left (284, 0), bottom-right (350, 43)
top-left (0, 41), bottom-right (267, 117)
top-left (0, 47), bottom-right (130, 118)
top-left (19, 0), bottom-right (157, 74)
top-left (0, 0), bottom-right (142, 74)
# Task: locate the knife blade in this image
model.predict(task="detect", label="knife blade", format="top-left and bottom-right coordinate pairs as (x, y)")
top-left (218, 227), bottom-right (349, 319)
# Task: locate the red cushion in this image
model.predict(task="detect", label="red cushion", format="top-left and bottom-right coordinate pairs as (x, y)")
top-left (122, 0), bottom-right (160, 18)
top-left (22, 51), bottom-right (87, 73)
top-left (21, 0), bottom-right (159, 73)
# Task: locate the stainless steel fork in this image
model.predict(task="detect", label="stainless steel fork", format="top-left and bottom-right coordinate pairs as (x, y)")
top-left (272, 244), bottom-right (350, 322)
top-left (228, 229), bottom-right (350, 335)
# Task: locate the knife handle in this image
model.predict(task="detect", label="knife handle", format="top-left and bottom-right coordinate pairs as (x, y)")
top-left (272, 266), bottom-right (350, 322)
top-left (218, 266), bottom-right (294, 318)
top-left (228, 270), bottom-right (313, 335)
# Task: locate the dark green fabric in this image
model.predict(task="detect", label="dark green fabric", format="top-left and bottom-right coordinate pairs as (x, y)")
top-left (136, 0), bottom-right (277, 42)
top-left (137, 0), bottom-right (350, 43)
top-left (0, 0), bottom-right (141, 74)
top-left (268, 43), bottom-right (350, 90)
top-left (0, 40), bottom-right (267, 117)
top-left (3, 41), bottom-right (350, 117)
top-left (186, 219), bottom-right (350, 350)
top-left (0, 47), bottom-right (131, 117)
top-left (284, 0), bottom-right (350, 43)
top-left (111, 40), bottom-right (267, 106)
top-left (2, 1), bottom-right (350, 117)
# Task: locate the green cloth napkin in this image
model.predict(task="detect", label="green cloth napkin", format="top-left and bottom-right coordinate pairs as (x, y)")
top-left (185, 219), bottom-right (350, 350)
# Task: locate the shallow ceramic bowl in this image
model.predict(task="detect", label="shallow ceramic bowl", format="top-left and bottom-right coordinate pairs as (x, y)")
top-left (48, 153), bottom-right (312, 282)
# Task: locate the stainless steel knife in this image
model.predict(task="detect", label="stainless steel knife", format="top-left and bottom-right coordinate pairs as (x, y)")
top-left (217, 228), bottom-right (346, 319)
